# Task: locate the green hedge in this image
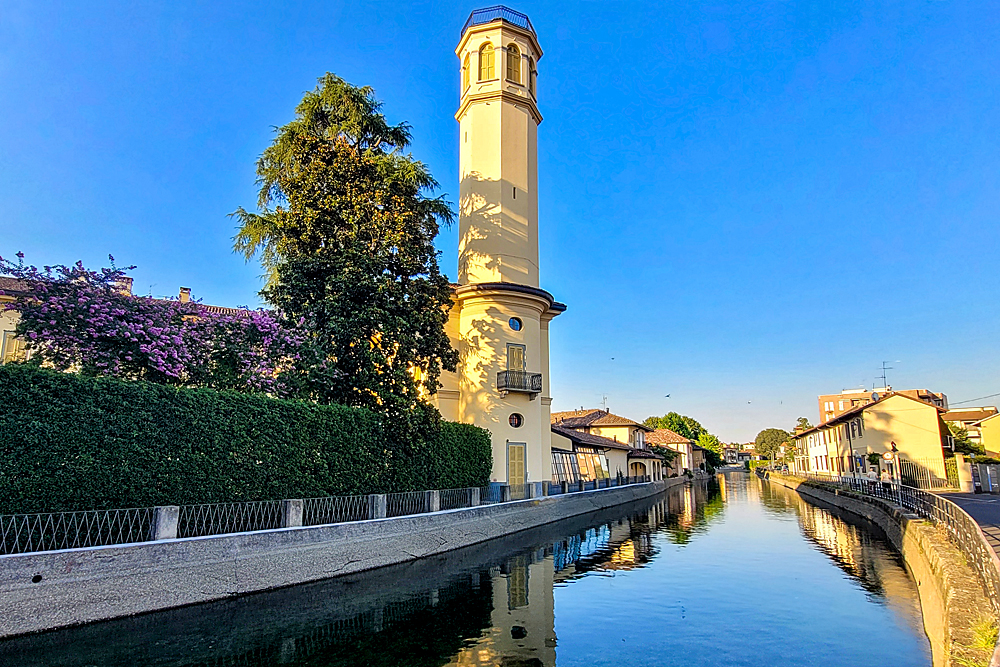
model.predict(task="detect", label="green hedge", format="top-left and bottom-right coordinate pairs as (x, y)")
top-left (0, 364), bottom-right (492, 513)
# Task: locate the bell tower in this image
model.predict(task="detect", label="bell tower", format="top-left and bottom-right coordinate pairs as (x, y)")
top-left (456, 7), bottom-right (543, 287)
top-left (432, 7), bottom-right (563, 490)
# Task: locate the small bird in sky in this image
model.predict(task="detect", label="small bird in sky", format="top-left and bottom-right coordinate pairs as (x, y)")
top-left (664, 394), bottom-right (671, 398)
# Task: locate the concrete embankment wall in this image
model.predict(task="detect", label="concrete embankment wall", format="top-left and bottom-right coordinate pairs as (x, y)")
top-left (760, 472), bottom-right (994, 667)
top-left (0, 478), bottom-right (680, 639)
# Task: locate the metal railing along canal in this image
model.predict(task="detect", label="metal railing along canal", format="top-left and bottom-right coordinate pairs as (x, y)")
top-left (758, 469), bottom-right (1000, 616)
top-left (0, 476), bottom-right (655, 556)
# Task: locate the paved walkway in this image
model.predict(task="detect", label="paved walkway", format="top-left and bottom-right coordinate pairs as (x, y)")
top-left (940, 493), bottom-right (1000, 556)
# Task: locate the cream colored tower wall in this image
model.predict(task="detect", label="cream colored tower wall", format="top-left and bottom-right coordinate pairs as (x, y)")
top-left (457, 24), bottom-right (541, 287)
top-left (457, 292), bottom-right (547, 483)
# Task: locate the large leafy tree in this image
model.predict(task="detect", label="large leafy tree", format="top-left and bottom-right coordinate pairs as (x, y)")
top-left (755, 428), bottom-right (792, 460)
top-left (233, 73), bottom-right (458, 416)
top-left (643, 412), bottom-right (706, 441)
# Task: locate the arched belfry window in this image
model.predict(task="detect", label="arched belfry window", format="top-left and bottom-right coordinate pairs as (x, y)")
top-left (463, 52), bottom-right (470, 93)
top-left (506, 43), bottom-right (521, 83)
top-left (528, 56), bottom-right (537, 97)
top-left (479, 43), bottom-right (494, 81)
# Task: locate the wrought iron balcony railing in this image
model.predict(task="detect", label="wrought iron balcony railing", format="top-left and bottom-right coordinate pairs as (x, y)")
top-left (497, 369), bottom-right (542, 395)
top-left (462, 6), bottom-right (534, 36)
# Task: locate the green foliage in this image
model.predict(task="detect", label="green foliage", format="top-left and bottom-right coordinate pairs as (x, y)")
top-left (795, 417), bottom-right (813, 431)
top-left (0, 364), bottom-right (491, 514)
top-left (695, 432), bottom-right (724, 467)
top-left (755, 428), bottom-right (791, 460)
top-left (866, 452), bottom-right (882, 466)
top-left (643, 412), bottom-right (705, 441)
top-left (949, 422), bottom-right (985, 456)
top-left (232, 72), bottom-right (457, 416)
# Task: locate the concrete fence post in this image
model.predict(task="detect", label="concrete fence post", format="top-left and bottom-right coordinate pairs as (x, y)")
top-left (561, 481), bottom-right (569, 494)
top-left (151, 505), bottom-right (179, 541)
top-left (470, 487), bottom-right (481, 507)
top-left (281, 499), bottom-right (303, 528)
top-left (368, 494), bottom-right (387, 519)
top-left (501, 484), bottom-right (511, 503)
top-left (577, 480), bottom-right (585, 493)
top-left (425, 490), bottom-right (440, 513)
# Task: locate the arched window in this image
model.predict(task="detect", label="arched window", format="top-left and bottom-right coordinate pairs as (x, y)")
top-left (506, 43), bottom-right (521, 83)
top-left (528, 56), bottom-right (537, 97)
top-left (463, 52), bottom-right (470, 93)
top-left (479, 43), bottom-right (494, 81)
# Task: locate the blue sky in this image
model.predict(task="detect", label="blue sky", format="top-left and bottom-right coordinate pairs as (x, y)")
top-left (2, 1), bottom-right (998, 442)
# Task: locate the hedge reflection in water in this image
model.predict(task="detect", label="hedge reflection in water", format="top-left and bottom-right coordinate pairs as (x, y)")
top-left (0, 475), bottom-right (928, 667)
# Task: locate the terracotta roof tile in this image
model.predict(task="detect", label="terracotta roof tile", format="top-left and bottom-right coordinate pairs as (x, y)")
top-left (550, 408), bottom-right (652, 431)
top-left (646, 428), bottom-right (692, 445)
top-left (943, 408), bottom-right (998, 423)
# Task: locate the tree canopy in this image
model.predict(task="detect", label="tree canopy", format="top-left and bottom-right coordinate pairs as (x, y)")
top-left (643, 412), bottom-right (705, 441)
top-left (232, 73), bottom-right (458, 415)
top-left (795, 417), bottom-right (813, 431)
top-left (755, 428), bottom-right (792, 460)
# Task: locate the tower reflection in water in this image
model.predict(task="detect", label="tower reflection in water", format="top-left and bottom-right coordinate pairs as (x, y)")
top-left (1, 475), bottom-right (923, 667)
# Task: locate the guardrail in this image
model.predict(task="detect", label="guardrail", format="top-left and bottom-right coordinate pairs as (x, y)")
top-left (758, 469), bottom-right (1000, 616)
top-left (0, 476), bottom-right (655, 556)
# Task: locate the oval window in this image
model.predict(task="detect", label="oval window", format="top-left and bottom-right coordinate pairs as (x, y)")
top-left (509, 413), bottom-right (524, 428)
top-left (509, 317), bottom-right (523, 331)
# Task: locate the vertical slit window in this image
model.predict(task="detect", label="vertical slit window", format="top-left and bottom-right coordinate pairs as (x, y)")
top-left (463, 52), bottom-right (470, 92)
top-left (528, 57), bottom-right (536, 97)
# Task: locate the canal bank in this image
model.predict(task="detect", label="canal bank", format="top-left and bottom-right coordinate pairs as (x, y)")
top-left (759, 470), bottom-right (999, 667)
top-left (0, 478), bottom-right (681, 639)
top-left (1, 474), bottom-right (932, 667)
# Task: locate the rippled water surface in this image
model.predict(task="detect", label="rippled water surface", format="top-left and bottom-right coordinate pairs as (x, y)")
top-left (1, 472), bottom-right (931, 666)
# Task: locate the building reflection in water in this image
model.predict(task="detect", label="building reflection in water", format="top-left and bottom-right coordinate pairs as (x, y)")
top-left (1, 475), bottom-right (921, 667)
top-left (754, 475), bottom-right (925, 621)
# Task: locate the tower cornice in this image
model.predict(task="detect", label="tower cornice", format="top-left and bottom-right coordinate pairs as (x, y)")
top-left (455, 89), bottom-right (543, 125)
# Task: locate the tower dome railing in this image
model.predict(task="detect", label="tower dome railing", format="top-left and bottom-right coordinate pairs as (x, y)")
top-left (462, 6), bottom-right (534, 36)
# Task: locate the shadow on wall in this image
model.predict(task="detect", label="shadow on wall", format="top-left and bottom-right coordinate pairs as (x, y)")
top-left (459, 171), bottom-right (533, 284)
top-left (461, 304), bottom-right (520, 433)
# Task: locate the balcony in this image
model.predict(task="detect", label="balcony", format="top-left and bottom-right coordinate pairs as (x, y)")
top-left (497, 370), bottom-right (542, 397)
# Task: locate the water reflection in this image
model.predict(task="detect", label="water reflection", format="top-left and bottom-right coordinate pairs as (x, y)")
top-left (0, 475), bottom-right (929, 667)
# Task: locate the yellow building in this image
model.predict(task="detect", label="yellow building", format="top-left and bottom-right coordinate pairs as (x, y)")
top-left (977, 413), bottom-right (1000, 458)
top-left (793, 392), bottom-right (950, 482)
top-left (550, 409), bottom-right (664, 480)
top-left (428, 8), bottom-right (565, 487)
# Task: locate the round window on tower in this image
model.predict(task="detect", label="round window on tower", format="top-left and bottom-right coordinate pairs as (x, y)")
top-left (509, 317), bottom-right (523, 331)
top-left (509, 413), bottom-right (524, 428)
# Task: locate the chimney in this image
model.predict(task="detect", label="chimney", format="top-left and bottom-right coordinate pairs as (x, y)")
top-left (115, 276), bottom-right (133, 295)
top-left (179, 287), bottom-right (191, 303)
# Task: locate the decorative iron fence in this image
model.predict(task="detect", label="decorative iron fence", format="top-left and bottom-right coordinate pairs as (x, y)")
top-left (759, 470), bottom-right (1000, 616)
top-left (0, 507), bottom-right (154, 555)
top-left (1, 477), bottom-right (660, 556)
top-left (302, 494), bottom-right (372, 525)
top-left (178, 500), bottom-right (283, 538)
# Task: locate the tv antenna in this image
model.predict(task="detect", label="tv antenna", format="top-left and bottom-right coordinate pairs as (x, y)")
top-left (602, 394), bottom-right (608, 411)
top-left (878, 361), bottom-right (893, 390)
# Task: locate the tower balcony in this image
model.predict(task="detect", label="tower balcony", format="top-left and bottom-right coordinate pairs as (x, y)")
top-left (497, 369), bottom-right (542, 397)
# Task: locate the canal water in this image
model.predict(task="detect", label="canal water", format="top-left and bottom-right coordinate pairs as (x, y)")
top-left (1, 472), bottom-right (931, 667)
